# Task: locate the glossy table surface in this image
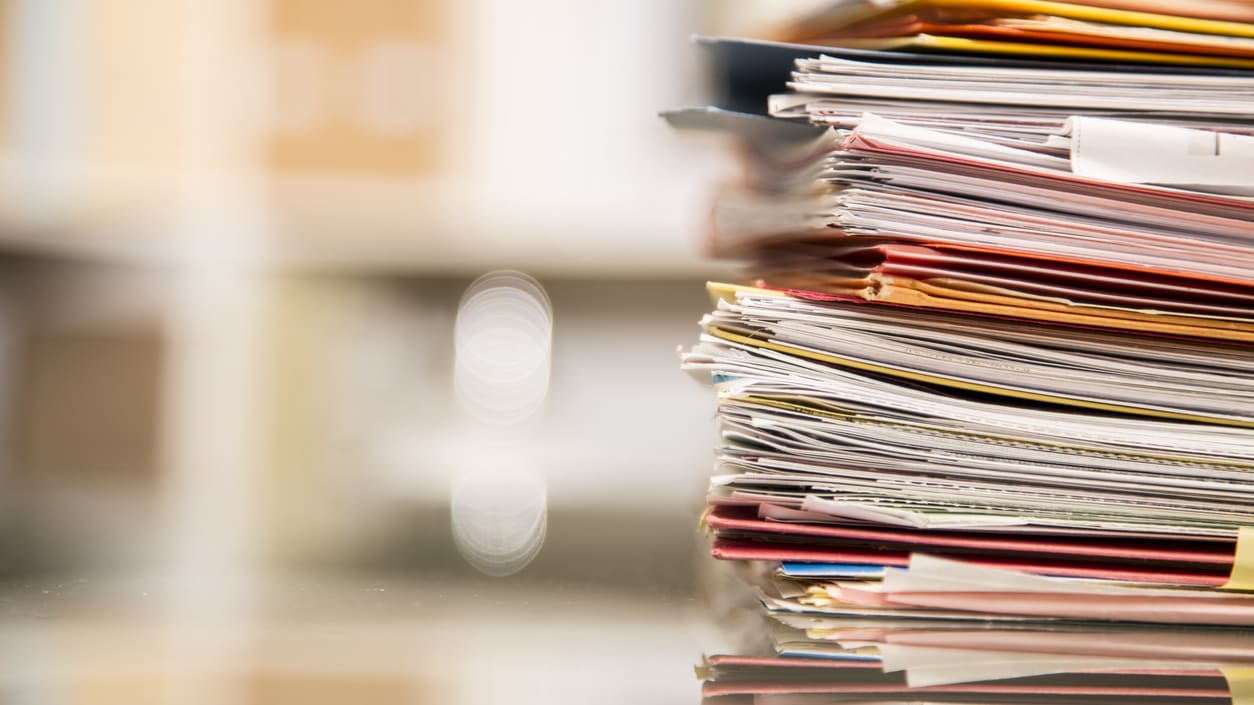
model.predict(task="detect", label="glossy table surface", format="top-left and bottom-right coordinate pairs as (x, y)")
top-left (0, 571), bottom-right (730, 705)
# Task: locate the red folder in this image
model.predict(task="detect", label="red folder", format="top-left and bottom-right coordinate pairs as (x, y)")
top-left (707, 505), bottom-right (1236, 565)
top-left (710, 537), bottom-right (1231, 587)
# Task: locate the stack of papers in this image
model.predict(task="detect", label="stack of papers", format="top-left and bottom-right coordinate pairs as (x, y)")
top-left (669, 1), bottom-right (1254, 700)
top-left (685, 284), bottom-right (1254, 622)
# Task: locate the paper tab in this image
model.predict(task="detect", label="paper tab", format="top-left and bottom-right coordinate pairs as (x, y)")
top-left (1069, 116), bottom-right (1254, 187)
top-left (1223, 527), bottom-right (1254, 591)
top-left (1223, 667), bottom-right (1254, 705)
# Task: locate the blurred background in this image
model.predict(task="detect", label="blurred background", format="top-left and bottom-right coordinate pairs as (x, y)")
top-left (0, 0), bottom-right (823, 703)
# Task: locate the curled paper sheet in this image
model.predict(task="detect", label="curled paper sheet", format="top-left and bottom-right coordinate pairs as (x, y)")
top-left (1068, 116), bottom-right (1254, 188)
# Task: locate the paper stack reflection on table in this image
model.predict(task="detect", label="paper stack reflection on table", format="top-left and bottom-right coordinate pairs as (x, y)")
top-left (667, 0), bottom-right (1254, 701)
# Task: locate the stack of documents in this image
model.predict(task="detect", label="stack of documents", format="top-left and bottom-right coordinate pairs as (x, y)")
top-left (684, 282), bottom-right (1254, 623)
top-left (671, 0), bottom-right (1254, 693)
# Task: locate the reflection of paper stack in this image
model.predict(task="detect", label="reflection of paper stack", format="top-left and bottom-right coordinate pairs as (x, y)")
top-left (698, 613), bottom-right (1254, 701)
top-left (672, 1), bottom-right (1254, 701)
top-left (703, 614), bottom-right (1254, 699)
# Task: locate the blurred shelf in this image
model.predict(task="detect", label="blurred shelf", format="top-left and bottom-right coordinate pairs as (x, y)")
top-left (0, 0), bottom-right (738, 279)
top-left (0, 222), bottom-right (740, 278)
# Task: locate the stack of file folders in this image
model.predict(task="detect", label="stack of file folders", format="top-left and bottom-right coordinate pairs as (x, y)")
top-left (669, 0), bottom-right (1254, 701)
